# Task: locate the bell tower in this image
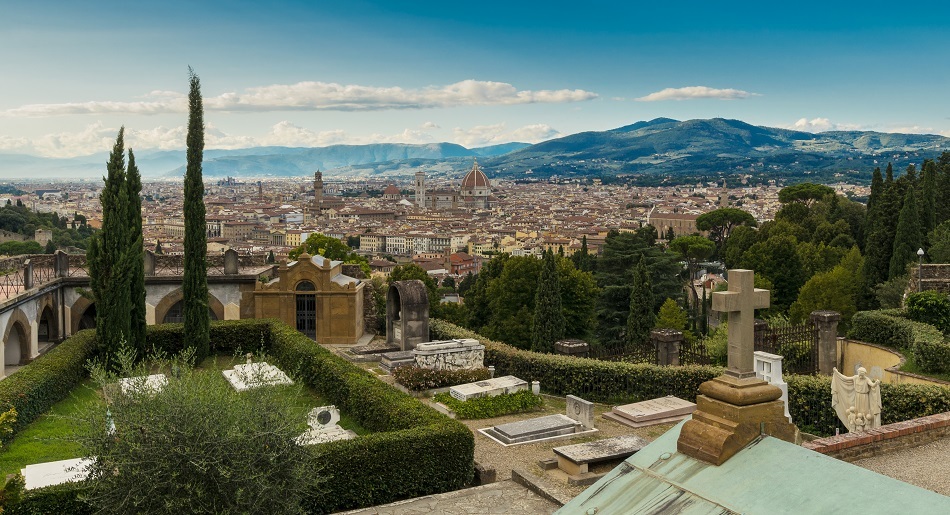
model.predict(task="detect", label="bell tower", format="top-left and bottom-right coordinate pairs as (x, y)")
top-left (313, 171), bottom-right (324, 220)
top-left (415, 170), bottom-right (426, 209)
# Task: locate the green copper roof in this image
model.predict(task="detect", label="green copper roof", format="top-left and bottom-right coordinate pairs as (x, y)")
top-left (558, 420), bottom-right (950, 515)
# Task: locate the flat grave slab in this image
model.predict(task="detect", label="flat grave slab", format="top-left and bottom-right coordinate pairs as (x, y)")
top-left (553, 434), bottom-right (650, 475)
top-left (295, 425), bottom-right (357, 445)
top-left (118, 373), bottom-right (168, 395)
top-left (22, 458), bottom-right (92, 490)
top-left (603, 396), bottom-right (696, 428)
top-left (450, 375), bottom-right (528, 401)
top-left (482, 414), bottom-right (579, 445)
top-left (223, 362), bottom-right (293, 392)
top-left (379, 351), bottom-right (415, 373)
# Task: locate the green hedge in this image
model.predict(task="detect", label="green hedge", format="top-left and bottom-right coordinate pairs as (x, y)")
top-left (0, 329), bottom-right (97, 439)
top-left (848, 310), bottom-right (950, 374)
top-left (430, 319), bottom-right (721, 403)
top-left (392, 365), bottom-right (492, 391)
top-left (434, 390), bottom-right (543, 419)
top-left (10, 320), bottom-right (473, 515)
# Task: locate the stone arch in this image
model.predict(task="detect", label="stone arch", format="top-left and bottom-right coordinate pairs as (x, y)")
top-left (4, 309), bottom-right (32, 366)
top-left (70, 295), bottom-right (96, 335)
top-left (155, 288), bottom-right (225, 324)
top-left (36, 294), bottom-right (58, 342)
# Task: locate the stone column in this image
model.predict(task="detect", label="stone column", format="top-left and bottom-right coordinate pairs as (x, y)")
top-left (652, 329), bottom-right (683, 366)
top-left (811, 310), bottom-right (841, 376)
top-left (144, 250), bottom-right (156, 276)
top-left (23, 259), bottom-right (33, 290)
top-left (554, 339), bottom-right (590, 358)
top-left (54, 250), bottom-right (69, 278)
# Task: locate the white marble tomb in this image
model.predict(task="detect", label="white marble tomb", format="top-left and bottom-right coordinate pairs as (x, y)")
top-left (223, 362), bottom-right (293, 392)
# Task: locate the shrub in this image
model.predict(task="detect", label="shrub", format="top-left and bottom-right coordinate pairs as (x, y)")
top-left (392, 366), bottom-right (491, 392)
top-left (906, 290), bottom-right (950, 334)
top-left (430, 319), bottom-right (721, 404)
top-left (848, 310), bottom-right (950, 374)
top-left (433, 390), bottom-right (543, 419)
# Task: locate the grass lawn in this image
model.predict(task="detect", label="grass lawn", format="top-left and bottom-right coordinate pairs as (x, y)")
top-left (0, 353), bottom-right (369, 477)
top-left (898, 353), bottom-right (950, 383)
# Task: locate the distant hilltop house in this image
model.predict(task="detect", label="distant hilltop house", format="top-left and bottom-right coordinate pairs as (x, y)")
top-left (414, 159), bottom-right (496, 210)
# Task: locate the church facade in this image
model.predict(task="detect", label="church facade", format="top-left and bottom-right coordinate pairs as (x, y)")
top-left (415, 160), bottom-right (494, 210)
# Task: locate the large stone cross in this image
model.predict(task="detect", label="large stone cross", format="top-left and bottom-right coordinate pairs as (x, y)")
top-left (712, 269), bottom-right (769, 379)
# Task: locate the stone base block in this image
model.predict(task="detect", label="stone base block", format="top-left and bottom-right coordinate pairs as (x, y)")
top-left (568, 472), bottom-right (605, 487)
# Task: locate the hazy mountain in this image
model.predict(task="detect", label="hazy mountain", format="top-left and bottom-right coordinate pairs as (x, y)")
top-left (482, 118), bottom-right (950, 182)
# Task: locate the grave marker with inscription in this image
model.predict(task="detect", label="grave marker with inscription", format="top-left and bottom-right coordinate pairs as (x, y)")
top-left (604, 396), bottom-right (696, 428)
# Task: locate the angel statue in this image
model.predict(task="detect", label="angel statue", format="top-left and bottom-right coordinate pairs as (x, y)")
top-left (832, 367), bottom-right (882, 432)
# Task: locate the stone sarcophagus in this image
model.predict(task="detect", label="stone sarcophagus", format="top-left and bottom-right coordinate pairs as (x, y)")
top-left (413, 338), bottom-right (484, 371)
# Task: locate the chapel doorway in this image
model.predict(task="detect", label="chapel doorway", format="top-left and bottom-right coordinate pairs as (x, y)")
top-left (295, 280), bottom-right (316, 340)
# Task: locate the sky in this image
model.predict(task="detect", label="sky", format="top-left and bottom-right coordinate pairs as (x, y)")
top-left (3, 1), bottom-right (950, 159)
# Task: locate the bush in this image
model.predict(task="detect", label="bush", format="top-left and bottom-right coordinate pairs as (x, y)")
top-left (9, 320), bottom-right (473, 515)
top-left (430, 319), bottom-right (721, 404)
top-left (848, 310), bottom-right (950, 374)
top-left (433, 390), bottom-right (543, 419)
top-left (906, 290), bottom-right (950, 334)
top-left (392, 366), bottom-right (491, 392)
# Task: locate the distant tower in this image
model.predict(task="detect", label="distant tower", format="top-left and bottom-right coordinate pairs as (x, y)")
top-left (258, 181), bottom-right (263, 202)
top-left (415, 170), bottom-right (426, 209)
top-left (313, 171), bottom-right (324, 219)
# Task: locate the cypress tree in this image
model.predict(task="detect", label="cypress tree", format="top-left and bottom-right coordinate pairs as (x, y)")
top-left (89, 128), bottom-right (133, 361)
top-left (860, 168), bottom-right (886, 309)
top-left (183, 68), bottom-right (210, 361)
top-left (889, 184), bottom-right (922, 279)
top-left (126, 149), bottom-right (147, 353)
top-left (571, 235), bottom-right (591, 272)
top-left (531, 250), bottom-right (565, 353)
top-left (938, 152), bottom-right (950, 226)
top-left (626, 254), bottom-right (655, 346)
top-left (921, 160), bottom-right (938, 241)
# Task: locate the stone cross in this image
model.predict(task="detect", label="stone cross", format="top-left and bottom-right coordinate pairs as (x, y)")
top-left (712, 269), bottom-right (769, 379)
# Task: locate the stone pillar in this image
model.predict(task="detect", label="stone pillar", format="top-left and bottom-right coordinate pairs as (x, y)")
top-left (811, 310), bottom-right (841, 376)
top-left (144, 250), bottom-right (156, 276)
top-left (652, 329), bottom-right (683, 366)
top-left (224, 249), bottom-right (239, 275)
top-left (54, 250), bottom-right (69, 278)
top-left (23, 259), bottom-right (33, 290)
top-left (754, 318), bottom-right (768, 348)
top-left (554, 339), bottom-right (590, 358)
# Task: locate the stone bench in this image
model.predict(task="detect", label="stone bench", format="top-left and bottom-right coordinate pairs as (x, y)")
top-left (552, 434), bottom-right (649, 476)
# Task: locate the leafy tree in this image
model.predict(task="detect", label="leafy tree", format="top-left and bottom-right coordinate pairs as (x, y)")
top-left (874, 275), bottom-right (909, 309)
top-left (695, 207), bottom-right (756, 257)
top-left (77, 350), bottom-right (322, 514)
top-left (669, 235), bottom-right (714, 306)
top-left (183, 68), bottom-right (210, 361)
top-left (921, 160), bottom-right (938, 241)
top-left (889, 184), bottom-right (922, 280)
top-left (464, 254), bottom-right (508, 332)
top-left (928, 221), bottom-right (950, 263)
top-left (457, 272), bottom-right (475, 297)
top-left (789, 247), bottom-right (863, 325)
top-left (481, 256), bottom-right (541, 348)
top-left (442, 276), bottom-right (456, 290)
top-left (531, 250), bottom-right (565, 353)
top-left (0, 240), bottom-right (42, 256)
top-left (655, 298), bottom-right (688, 331)
top-left (389, 263), bottom-right (438, 310)
top-left (570, 235), bottom-right (592, 271)
top-left (44, 239), bottom-right (56, 254)
top-left (740, 234), bottom-right (806, 313)
top-left (906, 290), bottom-right (950, 333)
top-left (777, 183), bottom-right (835, 207)
top-left (723, 225), bottom-right (758, 269)
top-left (664, 226), bottom-right (675, 241)
top-left (289, 233), bottom-right (369, 275)
top-left (626, 255), bottom-right (655, 346)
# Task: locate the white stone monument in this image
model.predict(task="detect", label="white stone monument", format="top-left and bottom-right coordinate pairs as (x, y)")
top-left (449, 375), bottom-right (528, 401)
top-left (754, 351), bottom-right (791, 422)
top-left (22, 458), bottom-right (92, 490)
top-left (412, 339), bottom-right (484, 370)
top-left (832, 367), bottom-right (882, 432)
top-left (223, 357), bottom-right (293, 392)
top-left (295, 405), bottom-right (357, 445)
top-left (118, 374), bottom-right (168, 395)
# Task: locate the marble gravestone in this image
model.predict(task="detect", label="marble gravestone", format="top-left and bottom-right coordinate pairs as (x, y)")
top-left (223, 357), bottom-right (293, 392)
top-left (413, 339), bottom-right (484, 371)
top-left (604, 396), bottom-right (696, 428)
top-left (118, 374), bottom-right (168, 395)
top-left (449, 375), bottom-right (528, 401)
top-left (295, 405), bottom-right (357, 445)
top-left (479, 395), bottom-right (597, 446)
top-left (22, 458), bottom-right (92, 490)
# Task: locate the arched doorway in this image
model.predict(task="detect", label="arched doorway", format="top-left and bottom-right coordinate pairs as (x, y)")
top-left (5, 321), bottom-right (27, 366)
top-left (78, 304), bottom-right (96, 331)
top-left (38, 305), bottom-right (55, 343)
top-left (161, 300), bottom-right (219, 323)
top-left (295, 280), bottom-right (316, 339)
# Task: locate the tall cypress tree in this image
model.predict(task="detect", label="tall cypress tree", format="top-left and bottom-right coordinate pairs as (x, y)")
top-left (626, 254), bottom-right (655, 346)
top-left (126, 149), bottom-right (147, 353)
top-left (531, 250), bottom-right (565, 353)
top-left (937, 152), bottom-right (950, 226)
top-left (921, 160), bottom-right (938, 242)
top-left (89, 128), bottom-right (133, 360)
top-left (860, 168), bottom-right (886, 309)
top-left (183, 68), bottom-right (210, 360)
top-left (889, 185), bottom-right (922, 279)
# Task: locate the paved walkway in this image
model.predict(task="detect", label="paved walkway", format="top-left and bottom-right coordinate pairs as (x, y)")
top-left (338, 480), bottom-right (560, 515)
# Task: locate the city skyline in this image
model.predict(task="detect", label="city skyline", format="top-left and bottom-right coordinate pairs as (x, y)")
top-left (3, 1), bottom-right (950, 159)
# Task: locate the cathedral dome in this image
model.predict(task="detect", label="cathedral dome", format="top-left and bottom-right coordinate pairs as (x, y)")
top-left (383, 184), bottom-right (401, 195)
top-left (461, 160), bottom-right (490, 189)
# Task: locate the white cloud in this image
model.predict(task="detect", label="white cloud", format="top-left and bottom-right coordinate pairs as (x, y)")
top-left (636, 86), bottom-right (759, 102)
top-left (451, 123), bottom-right (560, 147)
top-left (789, 118), bottom-right (865, 133)
top-left (2, 80), bottom-right (598, 117)
top-left (421, 121), bottom-right (440, 129)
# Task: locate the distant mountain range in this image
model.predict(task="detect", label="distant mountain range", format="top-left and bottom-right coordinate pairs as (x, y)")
top-left (2, 118), bottom-right (948, 182)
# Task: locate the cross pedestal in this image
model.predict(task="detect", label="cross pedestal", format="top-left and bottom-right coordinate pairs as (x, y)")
top-left (677, 269), bottom-right (799, 465)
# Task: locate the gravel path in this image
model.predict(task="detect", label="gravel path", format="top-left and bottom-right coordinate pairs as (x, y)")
top-left (852, 438), bottom-right (950, 495)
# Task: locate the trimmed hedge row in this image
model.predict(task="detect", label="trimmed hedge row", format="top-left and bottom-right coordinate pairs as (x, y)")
top-left (392, 365), bottom-right (492, 392)
top-left (430, 319), bottom-right (722, 403)
top-left (848, 310), bottom-right (950, 374)
top-left (11, 320), bottom-right (473, 515)
top-left (432, 319), bottom-right (950, 438)
top-left (434, 390), bottom-right (543, 419)
top-left (0, 329), bottom-right (97, 440)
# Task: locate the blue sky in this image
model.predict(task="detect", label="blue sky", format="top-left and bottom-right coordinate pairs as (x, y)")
top-left (2, 1), bottom-right (950, 158)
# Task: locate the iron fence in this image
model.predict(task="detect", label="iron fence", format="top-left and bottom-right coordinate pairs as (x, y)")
top-left (754, 319), bottom-right (819, 375)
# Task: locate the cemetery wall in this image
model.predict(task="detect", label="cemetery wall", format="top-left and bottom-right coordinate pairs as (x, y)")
top-left (839, 338), bottom-right (950, 387)
top-left (848, 309), bottom-right (950, 374)
top-left (803, 412), bottom-right (950, 461)
top-left (908, 264), bottom-right (950, 295)
top-left (10, 320), bottom-right (474, 514)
